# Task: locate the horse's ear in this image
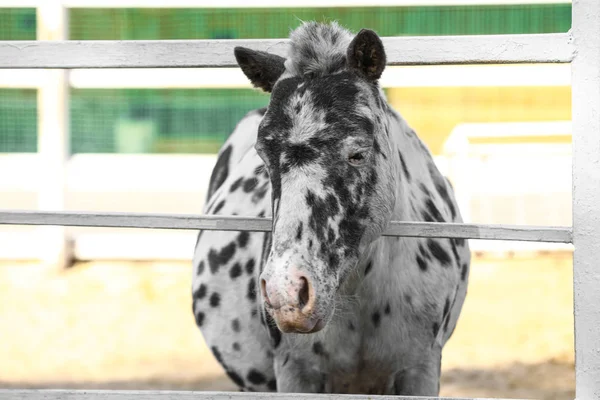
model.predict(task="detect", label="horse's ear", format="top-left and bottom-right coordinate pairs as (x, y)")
top-left (234, 47), bottom-right (286, 93)
top-left (346, 29), bottom-right (386, 81)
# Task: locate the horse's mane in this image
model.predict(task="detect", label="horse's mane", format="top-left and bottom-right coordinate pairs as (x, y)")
top-left (284, 21), bottom-right (354, 78)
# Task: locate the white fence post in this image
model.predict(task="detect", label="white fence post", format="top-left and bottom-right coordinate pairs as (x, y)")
top-left (36, 0), bottom-right (73, 269)
top-left (571, 0), bottom-right (600, 399)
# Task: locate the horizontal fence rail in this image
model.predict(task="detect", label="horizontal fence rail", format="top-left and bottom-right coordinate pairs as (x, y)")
top-left (0, 210), bottom-right (573, 243)
top-left (0, 389), bottom-right (530, 400)
top-left (0, 33), bottom-right (574, 69)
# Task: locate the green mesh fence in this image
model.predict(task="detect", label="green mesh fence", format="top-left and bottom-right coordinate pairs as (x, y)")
top-left (68, 5), bottom-right (571, 40)
top-left (0, 89), bottom-right (37, 153)
top-left (71, 89), bottom-right (270, 154)
top-left (0, 4), bottom-right (572, 154)
top-left (0, 8), bottom-right (36, 153)
top-left (0, 8), bottom-right (35, 40)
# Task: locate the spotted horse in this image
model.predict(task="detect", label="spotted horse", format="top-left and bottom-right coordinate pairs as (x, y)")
top-left (191, 21), bottom-right (471, 396)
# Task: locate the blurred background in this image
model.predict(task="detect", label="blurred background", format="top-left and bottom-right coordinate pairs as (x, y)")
top-left (0, 1), bottom-right (574, 399)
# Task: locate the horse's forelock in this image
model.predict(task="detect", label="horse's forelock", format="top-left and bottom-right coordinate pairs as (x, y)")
top-left (285, 21), bottom-right (354, 78)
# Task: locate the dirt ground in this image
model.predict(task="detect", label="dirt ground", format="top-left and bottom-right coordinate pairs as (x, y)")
top-left (0, 252), bottom-right (574, 399)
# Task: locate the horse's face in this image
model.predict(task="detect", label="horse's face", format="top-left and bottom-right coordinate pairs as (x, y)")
top-left (235, 28), bottom-right (396, 334)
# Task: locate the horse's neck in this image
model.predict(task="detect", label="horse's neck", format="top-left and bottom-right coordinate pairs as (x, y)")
top-left (385, 107), bottom-right (431, 223)
top-left (338, 107), bottom-right (431, 298)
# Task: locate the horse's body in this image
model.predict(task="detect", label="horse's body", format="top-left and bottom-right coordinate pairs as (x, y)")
top-left (192, 21), bottom-right (470, 395)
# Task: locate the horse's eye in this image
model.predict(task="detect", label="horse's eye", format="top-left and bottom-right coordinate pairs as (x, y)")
top-left (348, 152), bottom-right (365, 165)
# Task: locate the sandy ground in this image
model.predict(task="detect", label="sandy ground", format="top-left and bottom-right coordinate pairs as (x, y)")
top-left (0, 252), bottom-right (574, 399)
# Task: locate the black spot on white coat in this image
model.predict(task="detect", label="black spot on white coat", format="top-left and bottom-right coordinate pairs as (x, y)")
top-left (207, 145), bottom-right (233, 198)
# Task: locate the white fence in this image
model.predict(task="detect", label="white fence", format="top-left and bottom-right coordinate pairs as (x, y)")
top-left (1, 0), bottom-right (599, 399)
top-left (0, 153), bottom-right (572, 260)
top-left (443, 120), bottom-right (574, 254)
top-left (0, 154), bottom-right (216, 260)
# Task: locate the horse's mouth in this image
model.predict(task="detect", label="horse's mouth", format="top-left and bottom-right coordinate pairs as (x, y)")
top-left (265, 304), bottom-right (324, 334)
top-left (277, 317), bottom-right (324, 334)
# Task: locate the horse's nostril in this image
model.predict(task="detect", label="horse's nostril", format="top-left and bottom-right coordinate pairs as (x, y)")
top-left (260, 278), bottom-right (271, 306)
top-left (298, 276), bottom-right (310, 308)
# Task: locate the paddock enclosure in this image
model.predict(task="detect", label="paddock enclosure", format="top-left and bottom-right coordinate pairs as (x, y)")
top-left (0, 0), bottom-right (598, 399)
